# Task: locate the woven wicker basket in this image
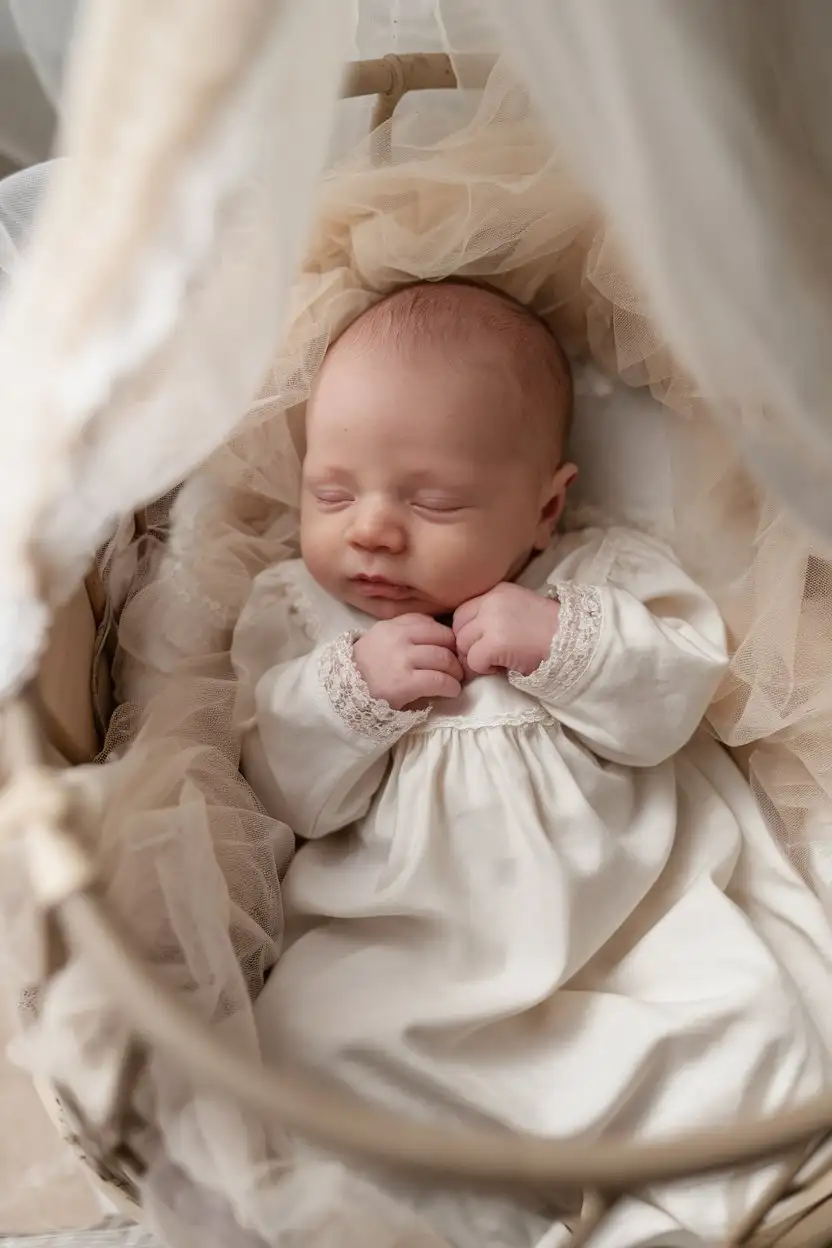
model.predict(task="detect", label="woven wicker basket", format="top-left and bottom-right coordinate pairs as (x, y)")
top-left (13, 55), bottom-right (832, 1248)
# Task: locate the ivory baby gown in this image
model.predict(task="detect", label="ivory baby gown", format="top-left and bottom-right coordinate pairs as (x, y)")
top-left (232, 525), bottom-right (832, 1248)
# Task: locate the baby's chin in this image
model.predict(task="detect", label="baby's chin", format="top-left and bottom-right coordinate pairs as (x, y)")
top-left (342, 589), bottom-right (452, 621)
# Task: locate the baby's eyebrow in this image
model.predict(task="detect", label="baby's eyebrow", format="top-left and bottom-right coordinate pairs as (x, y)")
top-left (302, 465), bottom-right (354, 484)
top-left (403, 467), bottom-right (479, 489)
top-left (410, 486), bottom-right (470, 499)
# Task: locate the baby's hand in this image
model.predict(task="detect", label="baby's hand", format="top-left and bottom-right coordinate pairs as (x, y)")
top-left (453, 583), bottom-right (560, 677)
top-left (353, 615), bottom-right (463, 709)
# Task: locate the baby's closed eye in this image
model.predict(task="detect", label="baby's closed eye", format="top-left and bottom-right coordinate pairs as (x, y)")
top-left (307, 485), bottom-right (354, 509)
top-left (411, 494), bottom-right (470, 515)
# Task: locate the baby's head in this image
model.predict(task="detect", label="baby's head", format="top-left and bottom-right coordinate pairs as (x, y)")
top-left (301, 280), bottom-right (576, 619)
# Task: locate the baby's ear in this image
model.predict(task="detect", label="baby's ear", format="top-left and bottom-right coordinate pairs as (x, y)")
top-left (535, 463), bottom-right (578, 548)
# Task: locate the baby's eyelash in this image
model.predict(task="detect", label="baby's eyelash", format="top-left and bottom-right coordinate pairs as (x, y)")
top-left (413, 500), bottom-right (465, 513)
top-left (313, 489), bottom-right (353, 506)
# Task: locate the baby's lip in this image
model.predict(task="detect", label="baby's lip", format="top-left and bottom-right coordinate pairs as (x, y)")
top-left (350, 574), bottom-right (413, 599)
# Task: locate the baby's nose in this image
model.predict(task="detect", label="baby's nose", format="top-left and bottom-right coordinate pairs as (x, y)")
top-left (348, 501), bottom-right (406, 553)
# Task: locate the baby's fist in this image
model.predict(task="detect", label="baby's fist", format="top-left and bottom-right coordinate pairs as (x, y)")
top-left (453, 583), bottom-right (560, 677)
top-left (353, 615), bottom-right (463, 709)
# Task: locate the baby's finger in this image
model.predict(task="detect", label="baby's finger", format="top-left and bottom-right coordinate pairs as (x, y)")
top-left (452, 598), bottom-right (482, 634)
top-left (465, 638), bottom-right (501, 676)
top-left (411, 645), bottom-right (464, 681)
top-left (412, 670), bottom-right (462, 701)
top-left (452, 619), bottom-right (483, 660)
top-left (458, 653), bottom-right (477, 682)
top-left (404, 617), bottom-right (457, 649)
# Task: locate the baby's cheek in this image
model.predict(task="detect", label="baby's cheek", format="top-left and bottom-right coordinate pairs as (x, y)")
top-left (430, 526), bottom-right (508, 601)
top-left (300, 521), bottom-right (338, 587)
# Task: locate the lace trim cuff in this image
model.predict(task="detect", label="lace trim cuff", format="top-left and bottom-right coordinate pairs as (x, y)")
top-left (318, 631), bottom-right (430, 747)
top-left (510, 582), bottom-right (603, 703)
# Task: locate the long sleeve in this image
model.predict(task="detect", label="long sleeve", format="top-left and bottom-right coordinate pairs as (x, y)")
top-left (242, 632), bottom-right (427, 838)
top-left (511, 527), bottom-right (729, 766)
top-left (232, 560), bottom-right (427, 839)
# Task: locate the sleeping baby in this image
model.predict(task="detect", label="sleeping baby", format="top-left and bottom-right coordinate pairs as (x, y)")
top-left (231, 281), bottom-right (831, 1247)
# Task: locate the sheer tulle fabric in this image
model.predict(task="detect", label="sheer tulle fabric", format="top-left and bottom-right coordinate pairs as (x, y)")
top-left (1, 3), bottom-right (832, 1244)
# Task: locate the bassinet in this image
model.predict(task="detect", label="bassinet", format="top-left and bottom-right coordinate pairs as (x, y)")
top-left (5, 3), bottom-right (832, 1247)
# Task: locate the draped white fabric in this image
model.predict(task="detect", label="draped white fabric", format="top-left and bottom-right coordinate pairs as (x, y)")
top-left (0, 0), bottom-right (352, 696)
top-left (492, 0), bottom-right (832, 540)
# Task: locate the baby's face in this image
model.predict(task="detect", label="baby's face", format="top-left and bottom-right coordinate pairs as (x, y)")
top-left (301, 343), bottom-right (570, 619)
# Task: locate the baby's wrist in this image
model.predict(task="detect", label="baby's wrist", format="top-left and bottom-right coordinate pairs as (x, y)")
top-left (352, 632), bottom-right (404, 708)
top-left (519, 597), bottom-right (561, 675)
top-left (352, 634), bottom-right (383, 699)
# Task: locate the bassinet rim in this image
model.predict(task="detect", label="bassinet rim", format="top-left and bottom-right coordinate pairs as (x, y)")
top-left (12, 47), bottom-right (832, 1248)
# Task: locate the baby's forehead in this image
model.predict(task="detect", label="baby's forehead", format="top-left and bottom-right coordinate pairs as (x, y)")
top-left (308, 281), bottom-right (573, 469)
